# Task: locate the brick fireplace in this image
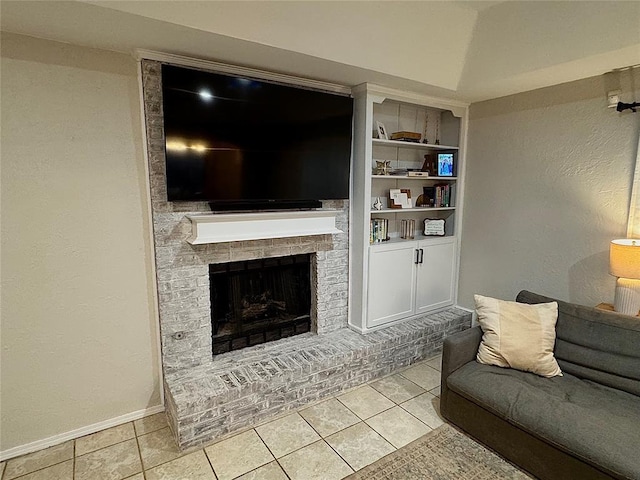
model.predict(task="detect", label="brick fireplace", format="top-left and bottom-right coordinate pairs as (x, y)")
top-left (209, 254), bottom-right (312, 354)
top-left (141, 59), bottom-right (471, 450)
top-left (151, 208), bottom-right (349, 374)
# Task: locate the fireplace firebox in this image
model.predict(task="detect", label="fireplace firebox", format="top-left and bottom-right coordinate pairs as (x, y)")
top-left (209, 254), bottom-right (312, 355)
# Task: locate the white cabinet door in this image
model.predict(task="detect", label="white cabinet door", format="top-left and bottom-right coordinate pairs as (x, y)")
top-left (415, 238), bottom-right (456, 313)
top-left (367, 244), bottom-right (417, 327)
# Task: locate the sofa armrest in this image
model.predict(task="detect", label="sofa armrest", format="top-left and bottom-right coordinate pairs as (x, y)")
top-left (440, 326), bottom-right (482, 418)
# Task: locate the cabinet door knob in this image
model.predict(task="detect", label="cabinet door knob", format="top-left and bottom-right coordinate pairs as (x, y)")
top-left (415, 249), bottom-right (421, 265)
top-left (419, 248), bottom-right (424, 264)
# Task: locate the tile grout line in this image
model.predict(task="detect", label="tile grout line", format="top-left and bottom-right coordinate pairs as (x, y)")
top-left (383, 363), bottom-right (444, 430)
top-left (335, 395), bottom-right (398, 424)
top-left (296, 409), bottom-right (355, 475)
top-left (398, 398), bottom-right (444, 431)
top-left (201, 446), bottom-right (218, 479)
top-left (72, 439), bottom-right (76, 480)
top-left (75, 435), bottom-right (136, 460)
top-left (397, 402), bottom-right (436, 431)
top-left (3, 447), bottom-right (75, 480)
top-left (132, 426), bottom-right (147, 480)
top-left (320, 390), bottom-right (401, 475)
top-left (251, 427), bottom-right (292, 480)
top-left (368, 378), bottom-right (427, 405)
top-left (355, 375), bottom-right (440, 449)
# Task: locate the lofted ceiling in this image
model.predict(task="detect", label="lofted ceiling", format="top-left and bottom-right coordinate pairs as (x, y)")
top-left (1, 1), bottom-right (639, 102)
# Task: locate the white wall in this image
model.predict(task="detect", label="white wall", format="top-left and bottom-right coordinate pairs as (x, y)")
top-left (458, 1), bottom-right (640, 100)
top-left (86, 0), bottom-right (477, 91)
top-left (0, 33), bottom-right (161, 453)
top-left (458, 71), bottom-right (640, 309)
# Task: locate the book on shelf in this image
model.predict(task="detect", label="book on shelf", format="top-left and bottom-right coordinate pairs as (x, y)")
top-left (370, 218), bottom-right (389, 244)
top-left (389, 131), bottom-right (421, 142)
top-left (435, 183), bottom-right (451, 207)
top-left (424, 184), bottom-right (452, 208)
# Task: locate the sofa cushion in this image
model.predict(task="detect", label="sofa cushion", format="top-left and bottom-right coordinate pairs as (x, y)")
top-left (475, 294), bottom-right (562, 377)
top-left (517, 290), bottom-right (640, 396)
top-left (447, 361), bottom-right (640, 479)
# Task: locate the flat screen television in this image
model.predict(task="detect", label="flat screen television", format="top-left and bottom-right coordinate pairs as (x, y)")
top-left (161, 64), bottom-right (354, 210)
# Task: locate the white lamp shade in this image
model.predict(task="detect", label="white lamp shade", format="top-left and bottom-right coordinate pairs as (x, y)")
top-left (610, 239), bottom-right (640, 279)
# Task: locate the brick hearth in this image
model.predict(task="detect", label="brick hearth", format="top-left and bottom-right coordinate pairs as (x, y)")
top-left (164, 308), bottom-right (469, 449)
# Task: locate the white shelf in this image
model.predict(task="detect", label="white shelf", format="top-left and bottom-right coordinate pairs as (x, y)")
top-left (373, 139), bottom-right (459, 150)
top-left (371, 207), bottom-right (455, 214)
top-left (370, 234), bottom-right (457, 247)
top-left (371, 175), bottom-right (457, 180)
top-left (186, 210), bottom-right (342, 244)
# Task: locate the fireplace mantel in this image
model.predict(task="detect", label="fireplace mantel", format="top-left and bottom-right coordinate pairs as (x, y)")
top-left (186, 210), bottom-right (343, 244)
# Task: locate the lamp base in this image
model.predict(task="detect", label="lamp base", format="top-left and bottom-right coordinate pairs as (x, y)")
top-left (614, 278), bottom-right (640, 316)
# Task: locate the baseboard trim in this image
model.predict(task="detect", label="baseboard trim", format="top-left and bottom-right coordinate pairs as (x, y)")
top-left (0, 404), bottom-right (165, 462)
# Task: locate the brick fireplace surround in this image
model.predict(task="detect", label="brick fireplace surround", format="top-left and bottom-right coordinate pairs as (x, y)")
top-left (141, 60), bottom-right (471, 450)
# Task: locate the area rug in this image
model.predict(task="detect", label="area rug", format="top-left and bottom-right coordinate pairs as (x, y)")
top-left (346, 424), bottom-right (533, 479)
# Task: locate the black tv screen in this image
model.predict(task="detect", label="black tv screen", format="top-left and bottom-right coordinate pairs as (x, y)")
top-left (161, 64), bottom-right (353, 208)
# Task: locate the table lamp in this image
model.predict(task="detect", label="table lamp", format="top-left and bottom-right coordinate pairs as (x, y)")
top-left (609, 239), bottom-right (640, 316)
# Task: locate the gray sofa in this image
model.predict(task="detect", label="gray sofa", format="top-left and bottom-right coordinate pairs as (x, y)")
top-left (441, 290), bottom-right (640, 480)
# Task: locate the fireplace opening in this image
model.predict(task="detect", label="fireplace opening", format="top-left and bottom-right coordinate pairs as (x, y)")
top-left (209, 254), bottom-right (312, 355)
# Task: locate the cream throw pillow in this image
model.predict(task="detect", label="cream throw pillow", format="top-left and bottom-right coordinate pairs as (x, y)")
top-left (475, 295), bottom-right (562, 378)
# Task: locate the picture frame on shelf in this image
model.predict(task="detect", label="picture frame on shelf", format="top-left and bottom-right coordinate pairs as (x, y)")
top-left (437, 152), bottom-right (456, 177)
top-left (389, 188), bottom-right (412, 209)
top-left (424, 218), bottom-right (446, 236)
top-left (376, 121), bottom-right (388, 140)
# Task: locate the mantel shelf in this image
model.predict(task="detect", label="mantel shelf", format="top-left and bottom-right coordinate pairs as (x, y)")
top-left (186, 210), bottom-right (342, 244)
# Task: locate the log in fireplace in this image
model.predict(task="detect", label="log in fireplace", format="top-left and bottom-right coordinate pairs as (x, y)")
top-left (209, 254), bottom-right (312, 355)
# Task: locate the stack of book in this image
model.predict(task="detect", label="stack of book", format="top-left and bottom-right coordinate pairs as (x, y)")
top-left (423, 184), bottom-right (451, 208)
top-left (435, 184), bottom-right (451, 207)
top-left (390, 131), bottom-right (421, 142)
top-left (370, 218), bottom-right (389, 244)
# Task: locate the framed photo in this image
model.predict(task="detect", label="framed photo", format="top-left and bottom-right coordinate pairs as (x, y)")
top-left (424, 218), bottom-right (446, 236)
top-left (389, 188), bottom-right (412, 208)
top-left (376, 121), bottom-right (388, 140)
top-left (437, 152), bottom-right (455, 177)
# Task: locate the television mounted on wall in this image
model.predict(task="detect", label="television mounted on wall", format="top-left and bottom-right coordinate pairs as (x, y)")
top-left (161, 64), bottom-right (354, 210)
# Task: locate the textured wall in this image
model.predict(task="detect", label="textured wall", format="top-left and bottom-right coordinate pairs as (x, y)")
top-left (459, 71), bottom-right (640, 309)
top-left (0, 33), bottom-right (161, 452)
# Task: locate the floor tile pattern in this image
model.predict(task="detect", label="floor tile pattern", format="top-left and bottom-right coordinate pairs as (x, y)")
top-left (1, 356), bottom-right (445, 480)
top-left (205, 430), bottom-right (273, 480)
top-left (336, 385), bottom-right (395, 420)
top-left (325, 423), bottom-right (394, 471)
top-left (255, 413), bottom-right (321, 458)
top-left (370, 374), bottom-right (426, 403)
top-left (75, 423), bottom-right (135, 456)
top-left (145, 451), bottom-right (215, 480)
top-left (299, 399), bottom-right (360, 437)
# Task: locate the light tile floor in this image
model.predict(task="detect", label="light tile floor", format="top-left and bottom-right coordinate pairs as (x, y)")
top-left (0, 355), bottom-right (444, 480)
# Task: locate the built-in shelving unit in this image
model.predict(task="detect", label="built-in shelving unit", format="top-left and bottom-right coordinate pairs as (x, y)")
top-left (349, 84), bottom-right (468, 332)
